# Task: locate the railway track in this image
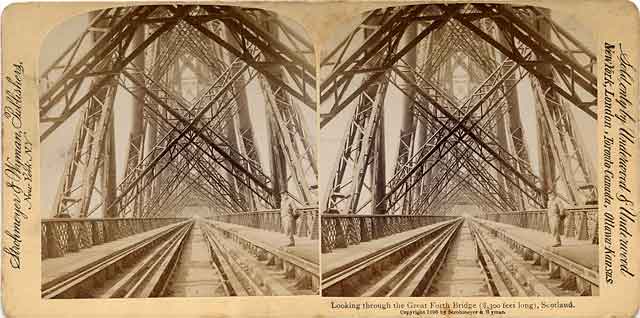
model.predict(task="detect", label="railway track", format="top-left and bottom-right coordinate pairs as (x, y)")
top-left (42, 218), bottom-right (318, 298)
top-left (43, 216), bottom-right (595, 298)
top-left (322, 218), bottom-right (463, 296)
top-left (322, 216), bottom-right (596, 297)
top-left (424, 219), bottom-right (522, 297)
top-left (426, 218), bottom-right (597, 297)
top-left (467, 218), bottom-right (598, 296)
top-left (425, 220), bottom-right (493, 297)
top-left (42, 220), bottom-right (193, 298)
top-left (204, 221), bottom-right (320, 295)
top-left (164, 219), bottom-right (249, 297)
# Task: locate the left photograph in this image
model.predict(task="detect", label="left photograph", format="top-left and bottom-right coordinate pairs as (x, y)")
top-left (39, 5), bottom-right (319, 298)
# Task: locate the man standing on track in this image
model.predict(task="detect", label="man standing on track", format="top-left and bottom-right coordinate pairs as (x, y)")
top-left (547, 191), bottom-right (566, 247)
top-left (280, 190), bottom-right (300, 247)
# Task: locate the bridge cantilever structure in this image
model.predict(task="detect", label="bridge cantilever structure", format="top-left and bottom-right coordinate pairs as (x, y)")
top-left (41, 5), bottom-right (318, 219)
top-left (39, 4), bottom-right (319, 298)
top-left (320, 3), bottom-right (597, 217)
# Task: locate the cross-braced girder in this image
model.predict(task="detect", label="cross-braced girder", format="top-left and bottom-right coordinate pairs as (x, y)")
top-left (41, 5), bottom-right (317, 219)
top-left (320, 3), bottom-right (597, 216)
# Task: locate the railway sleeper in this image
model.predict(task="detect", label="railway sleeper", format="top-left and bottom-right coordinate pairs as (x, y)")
top-left (322, 220), bottom-right (461, 297)
top-left (323, 236), bottom-right (431, 296)
top-left (205, 222), bottom-right (319, 295)
top-left (42, 222), bottom-right (191, 299)
top-left (367, 221), bottom-right (463, 297)
top-left (397, 222), bottom-right (462, 297)
top-left (100, 223), bottom-right (193, 298)
top-left (200, 224), bottom-right (252, 296)
top-left (474, 220), bottom-right (598, 296)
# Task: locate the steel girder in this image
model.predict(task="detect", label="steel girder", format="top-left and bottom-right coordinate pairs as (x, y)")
top-left (49, 18), bottom-right (129, 218)
top-left (390, 22), bottom-right (520, 212)
top-left (454, 4), bottom-right (597, 117)
top-left (223, 25), bottom-right (261, 211)
top-left (51, 80), bottom-right (119, 217)
top-left (383, 48), bottom-right (545, 211)
top-left (388, 65), bottom-right (525, 213)
top-left (390, 23), bottom-right (418, 215)
top-left (147, 19), bottom-right (264, 213)
top-left (456, 5), bottom-right (596, 205)
top-left (122, 34), bottom-right (240, 216)
top-left (178, 6), bottom-right (318, 208)
top-left (115, 61), bottom-right (275, 213)
top-left (43, 5), bottom-right (316, 218)
top-left (121, 27), bottom-right (147, 217)
top-left (531, 76), bottom-right (597, 204)
top-left (254, 13), bottom-right (318, 206)
top-left (320, 5), bottom-right (454, 214)
top-left (40, 6), bottom-right (184, 139)
top-left (320, 5), bottom-right (459, 127)
top-left (182, 6), bottom-right (316, 110)
top-left (45, 6), bottom-right (187, 218)
top-left (131, 95), bottom-right (247, 214)
top-left (525, 8), bottom-right (597, 205)
top-left (418, 6), bottom-right (594, 210)
top-left (321, 4), bottom-right (596, 216)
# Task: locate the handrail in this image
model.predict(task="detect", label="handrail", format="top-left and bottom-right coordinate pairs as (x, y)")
top-left (42, 217), bottom-right (187, 223)
top-left (483, 205), bottom-right (597, 215)
top-left (321, 214), bottom-right (458, 253)
top-left (41, 217), bottom-right (188, 259)
top-left (479, 206), bottom-right (597, 242)
top-left (207, 207), bottom-right (319, 240)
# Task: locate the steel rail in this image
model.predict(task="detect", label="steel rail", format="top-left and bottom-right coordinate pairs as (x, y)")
top-left (100, 221), bottom-right (194, 298)
top-left (321, 218), bottom-right (460, 293)
top-left (200, 222), bottom-right (257, 296)
top-left (41, 220), bottom-right (192, 299)
top-left (361, 218), bottom-right (463, 296)
top-left (206, 220), bottom-right (320, 293)
top-left (472, 218), bottom-right (598, 293)
top-left (468, 219), bottom-right (525, 296)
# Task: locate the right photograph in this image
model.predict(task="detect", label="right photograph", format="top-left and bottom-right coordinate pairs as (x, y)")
top-left (319, 3), bottom-right (598, 297)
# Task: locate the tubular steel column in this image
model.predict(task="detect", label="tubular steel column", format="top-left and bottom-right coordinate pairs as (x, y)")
top-left (494, 97), bottom-right (511, 201)
top-left (224, 96), bottom-right (244, 206)
top-left (532, 8), bottom-right (563, 201)
top-left (529, 8), bottom-right (596, 205)
top-left (103, 111), bottom-right (118, 217)
top-left (121, 26), bottom-right (146, 217)
top-left (224, 26), bottom-right (261, 211)
top-left (393, 23), bottom-right (417, 215)
top-left (96, 11), bottom-right (118, 219)
top-left (368, 12), bottom-right (388, 216)
top-left (498, 28), bottom-right (528, 210)
top-left (257, 12), bottom-right (317, 205)
top-left (267, 111), bottom-right (288, 208)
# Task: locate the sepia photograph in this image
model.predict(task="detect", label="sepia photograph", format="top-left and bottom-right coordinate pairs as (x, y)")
top-left (38, 4), bottom-right (319, 298)
top-left (1, 0), bottom-right (639, 317)
top-left (319, 3), bottom-right (599, 297)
